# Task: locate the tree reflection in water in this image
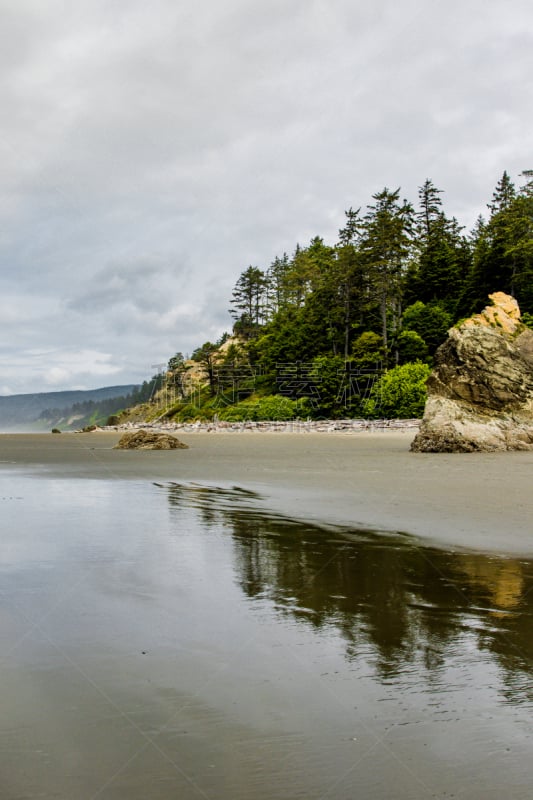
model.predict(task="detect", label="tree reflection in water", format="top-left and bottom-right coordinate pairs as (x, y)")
top-left (162, 482), bottom-right (533, 703)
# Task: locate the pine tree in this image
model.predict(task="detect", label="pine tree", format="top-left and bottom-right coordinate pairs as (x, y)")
top-left (418, 179), bottom-right (444, 240)
top-left (361, 188), bottom-right (414, 364)
top-left (229, 266), bottom-right (268, 338)
top-left (191, 342), bottom-right (219, 395)
top-left (504, 172), bottom-right (533, 311)
top-left (337, 206), bottom-right (362, 246)
top-left (327, 207), bottom-right (369, 355)
top-left (265, 253), bottom-right (290, 316)
top-left (487, 170), bottom-right (516, 216)
top-left (283, 238), bottom-right (335, 308)
top-left (405, 179), bottom-right (468, 310)
top-left (460, 172), bottom-right (532, 314)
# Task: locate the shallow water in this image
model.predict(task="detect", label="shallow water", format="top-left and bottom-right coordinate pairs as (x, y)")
top-left (1, 473), bottom-right (532, 799)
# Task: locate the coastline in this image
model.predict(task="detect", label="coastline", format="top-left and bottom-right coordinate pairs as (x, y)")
top-left (2, 429), bottom-right (533, 557)
top-left (77, 418), bottom-right (421, 435)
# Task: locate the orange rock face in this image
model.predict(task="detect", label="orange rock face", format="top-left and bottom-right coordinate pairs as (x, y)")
top-left (411, 293), bottom-right (533, 452)
top-left (463, 291), bottom-right (521, 335)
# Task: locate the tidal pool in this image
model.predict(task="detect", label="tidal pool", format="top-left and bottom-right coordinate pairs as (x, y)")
top-left (1, 473), bottom-right (532, 799)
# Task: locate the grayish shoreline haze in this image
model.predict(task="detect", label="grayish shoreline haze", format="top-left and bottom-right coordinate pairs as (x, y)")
top-left (1, 0), bottom-right (532, 393)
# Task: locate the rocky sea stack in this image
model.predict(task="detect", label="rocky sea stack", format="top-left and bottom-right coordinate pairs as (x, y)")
top-left (114, 430), bottom-right (189, 450)
top-left (411, 292), bottom-right (533, 452)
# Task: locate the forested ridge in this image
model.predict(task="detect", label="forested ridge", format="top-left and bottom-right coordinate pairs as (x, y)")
top-left (0, 384), bottom-right (138, 429)
top-left (38, 379), bottom-right (159, 429)
top-left (147, 171), bottom-right (533, 422)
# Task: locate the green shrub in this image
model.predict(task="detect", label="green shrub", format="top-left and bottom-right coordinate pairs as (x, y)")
top-left (218, 395), bottom-right (305, 422)
top-left (363, 361), bottom-right (431, 419)
top-left (254, 395), bottom-right (298, 420)
top-left (396, 330), bottom-right (429, 364)
top-left (402, 301), bottom-right (452, 354)
top-left (175, 403), bottom-right (203, 421)
top-left (352, 331), bottom-right (385, 368)
top-left (218, 402), bottom-right (256, 422)
top-left (521, 312), bottom-right (533, 330)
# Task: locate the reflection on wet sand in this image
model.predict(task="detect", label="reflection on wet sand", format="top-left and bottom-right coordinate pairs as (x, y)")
top-left (2, 471), bottom-right (532, 799)
top-left (164, 482), bottom-right (533, 701)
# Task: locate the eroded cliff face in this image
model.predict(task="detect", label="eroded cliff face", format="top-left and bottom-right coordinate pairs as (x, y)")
top-left (411, 292), bottom-right (533, 452)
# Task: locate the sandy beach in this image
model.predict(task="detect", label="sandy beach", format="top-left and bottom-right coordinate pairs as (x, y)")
top-left (2, 430), bottom-right (532, 556)
top-left (2, 429), bottom-right (533, 799)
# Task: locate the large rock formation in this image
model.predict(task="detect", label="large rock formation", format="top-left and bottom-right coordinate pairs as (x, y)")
top-left (411, 292), bottom-right (533, 452)
top-left (114, 430), bottom-right (189, 450)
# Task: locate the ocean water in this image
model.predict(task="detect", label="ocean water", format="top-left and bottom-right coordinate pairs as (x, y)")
top-left (1, 472), bottom-right (532, 799)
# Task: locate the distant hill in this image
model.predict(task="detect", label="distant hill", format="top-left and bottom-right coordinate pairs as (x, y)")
top-left (0, 385), bottom-right (138, 429)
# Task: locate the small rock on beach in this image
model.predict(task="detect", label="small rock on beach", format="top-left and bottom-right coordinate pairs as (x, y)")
top-left (114, 430), bottom-right (189, 450)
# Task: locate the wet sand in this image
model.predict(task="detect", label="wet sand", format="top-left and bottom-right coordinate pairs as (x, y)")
top-left (2, 430), bottom-right (532, 555)
top-left (2, 434), bottom-right (533, 799)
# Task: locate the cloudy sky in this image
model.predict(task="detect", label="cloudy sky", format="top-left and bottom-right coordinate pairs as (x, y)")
top-left (1, 0), bottom-right (531, 394)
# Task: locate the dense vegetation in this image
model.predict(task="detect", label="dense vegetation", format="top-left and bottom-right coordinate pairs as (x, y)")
top-left (150, 171), bottom-right (533, 422)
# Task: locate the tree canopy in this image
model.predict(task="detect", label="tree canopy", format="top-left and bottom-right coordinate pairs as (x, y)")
top-left (164, 169), bottom-right (533, 420)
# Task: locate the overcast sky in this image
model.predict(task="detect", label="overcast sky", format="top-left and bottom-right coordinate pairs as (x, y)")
top-left (1, 0), bottom-right (531, 394)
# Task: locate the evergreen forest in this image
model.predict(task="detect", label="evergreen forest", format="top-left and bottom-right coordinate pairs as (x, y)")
top-left (152, 171), bottom-right (533, 422)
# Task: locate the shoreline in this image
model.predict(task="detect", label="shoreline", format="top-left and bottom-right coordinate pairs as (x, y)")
top-left (79, 418), bottom-right (421, 435)
top-left (1, 430), bottom-right (532, 557)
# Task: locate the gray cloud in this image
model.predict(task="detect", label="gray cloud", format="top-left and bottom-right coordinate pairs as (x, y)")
top-left (1, 0), bottom-right (532, 392)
